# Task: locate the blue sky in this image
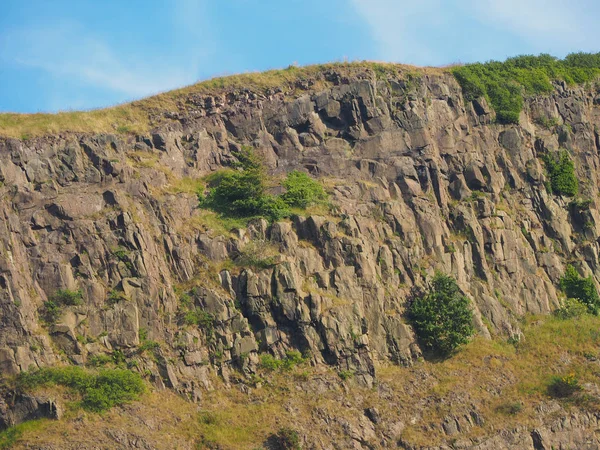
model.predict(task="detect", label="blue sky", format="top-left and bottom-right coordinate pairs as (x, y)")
top-left (1, 0), bottom-right (599, 113)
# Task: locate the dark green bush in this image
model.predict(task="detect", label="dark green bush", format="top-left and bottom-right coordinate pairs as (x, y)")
top-left (407, 273), bottom-right (475, 355)
top-left (17, 366), bottom-right (145, 412)
top-left (543, 150), bottom-right (578, 197)
top-left (548, 373), bottom-right (581, 398)
top-left (281, 171), bottom-right (326, 208)
top-left (272, 427), bottom-right (301, 450)
top-left (559, 265), bottom-right (600, 314)
top-left (202, 146), bottom-right (289, 221)
top-left (453, 53), bottom-right (600, 124)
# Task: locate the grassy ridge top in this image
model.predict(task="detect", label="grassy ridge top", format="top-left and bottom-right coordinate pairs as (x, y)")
top-left (0, 62), bottom-right (430, 140)
top-left (1, 53), bottom-right (599, 140)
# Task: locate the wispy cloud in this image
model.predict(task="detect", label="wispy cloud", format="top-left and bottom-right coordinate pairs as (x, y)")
top-left (349, 0), bottom-right (600, 65)
top-left (0, 23), bottom-right (195, 99)
top-left (348, 0), bottom-right (445, 65)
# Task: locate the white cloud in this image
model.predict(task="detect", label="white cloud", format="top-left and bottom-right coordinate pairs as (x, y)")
top-left (0, 23), bottom-right (196, 100)
top-left (349, 0), bottom-right (600, 65)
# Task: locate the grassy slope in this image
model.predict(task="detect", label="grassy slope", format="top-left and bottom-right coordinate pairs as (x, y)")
top-left (4, 314), bottom-right (600, 449)
top-left (0, 62), bottom-right (437, 140)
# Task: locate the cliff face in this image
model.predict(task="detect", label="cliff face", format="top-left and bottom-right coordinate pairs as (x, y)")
top-left (2, 65), bottom-right (600, 448)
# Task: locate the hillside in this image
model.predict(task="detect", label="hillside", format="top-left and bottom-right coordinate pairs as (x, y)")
top-left (2, 55), bottom-right (600, 449)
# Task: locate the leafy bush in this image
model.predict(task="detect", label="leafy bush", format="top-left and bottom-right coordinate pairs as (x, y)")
top-left (548, 373), bottom-right (581, 398)
top-left (202, 146), bottom-right (290, 221)
top-left (271, 427), bottom-right (301, 450)
top-left (554, 297), bottom-right (589, 319)
top-left (17, 366), bottom-right (145, 412)
top-left (453, 53), bottom-right (600, 124)
top-left (559, 266), bottom-right (600, 314)
top-left (543, 150), bottom-right (578, 197)
top-left (407, 273), bottom-right (475, 355)
top-left (201, 147), bottom-right (326, 223)
top-left (281, 171), bottom-right (326, 208)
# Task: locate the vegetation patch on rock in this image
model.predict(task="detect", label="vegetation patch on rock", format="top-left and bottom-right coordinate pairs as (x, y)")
top-left (453, 53), bottom-right (600, 123)
top-left (17, 366), bottom-right (145, 413)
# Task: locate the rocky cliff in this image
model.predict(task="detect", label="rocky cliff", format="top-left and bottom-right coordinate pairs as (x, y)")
top-left (2, 63), bottom-right (600, 449)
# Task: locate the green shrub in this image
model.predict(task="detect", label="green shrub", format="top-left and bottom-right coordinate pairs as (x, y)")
top-left (281, 171), bottom-right (326, 208)
top-left (17, 366), bottom-right (145, 412)
top-left (548, 373), bottom-right (581, 398)
top-left (559, 266), bottom-right (600, 314)
top-left (87, 354), bottom-right (113, 367)
top-left (259, 353), bottom-right (282, 370)
top-left (407, 272), bottom-right (475, 355)
top-left (82, 370), bottom-right (145, 412)
top-left (201, 148), bottom-right (327, 223)
top-left (202, 146), bottom-right (289, 221)
top-left (453, 53), bottom-right (600, 124)
top-left (138, 339), bottom-right (160, 353)
top-left (543, 150), bottom-right (578, 197)
top-left (554, 297), bottom-right (589, 319)
top-left (272, 427), bottom-right (301, 450)
top-left (338, 369), bottom-right (354, 381)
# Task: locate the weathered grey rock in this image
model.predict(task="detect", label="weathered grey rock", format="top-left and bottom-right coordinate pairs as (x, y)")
top-left (2, 65), bottom-right (600, 448)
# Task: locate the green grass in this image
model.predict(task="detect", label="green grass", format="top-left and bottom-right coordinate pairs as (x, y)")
top-left (453, 53), bottom-right (600, 123)
top-left (0, 419), bottom-right (47, 449)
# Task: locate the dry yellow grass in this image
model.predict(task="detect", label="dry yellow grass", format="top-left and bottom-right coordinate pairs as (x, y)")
top-left (0, 61), bottom-right (447, 140)
top-left (6, 314), bottom-right (599, 449)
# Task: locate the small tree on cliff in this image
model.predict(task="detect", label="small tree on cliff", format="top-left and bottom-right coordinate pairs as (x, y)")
top-left (407, 273), bottom-right (475, 356)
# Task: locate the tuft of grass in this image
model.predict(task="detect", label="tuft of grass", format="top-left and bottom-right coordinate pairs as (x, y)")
top-left (0, 419), bottom-right (47, 449)
top-left (41, 288), bottom-right (83, 324)
top-left (259, 351), bottom-right (307, 372)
